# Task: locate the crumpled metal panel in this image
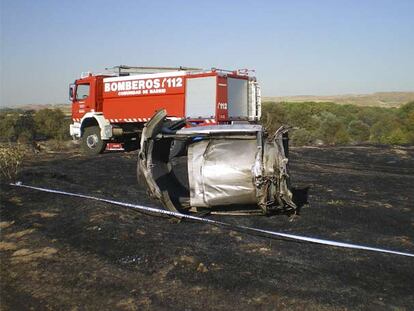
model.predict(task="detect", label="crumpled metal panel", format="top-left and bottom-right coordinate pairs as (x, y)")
top-left (137, 109), bottom-right (296, 215)
top-left (256, 127), bottom-right (296, 213)
top-left (188, 139), bottom-right (258, 207)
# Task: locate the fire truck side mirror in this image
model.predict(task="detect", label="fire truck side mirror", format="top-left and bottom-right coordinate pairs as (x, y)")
top-left (69, 84), bottom-right (75, 101)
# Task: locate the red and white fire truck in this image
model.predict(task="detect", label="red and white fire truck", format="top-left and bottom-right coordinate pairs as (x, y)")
top-left (69, 66), bottom-right (261, 154)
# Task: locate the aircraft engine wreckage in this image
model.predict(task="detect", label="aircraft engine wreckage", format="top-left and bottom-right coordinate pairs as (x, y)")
top-left (137, 110), bottom-right (297, 215)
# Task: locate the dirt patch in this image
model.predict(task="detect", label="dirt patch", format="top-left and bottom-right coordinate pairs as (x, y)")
top-left (0, 146), bottom-right (413, 310)
top-left (11, 247), bottom-right (58, 263)
top-left (5, 229), bottom-right (35, 239)
top-left (196, 262), bottom-right (208, 273)
top-left (0, 242), bottom-right (18, 251)
top-left (5, 228), bottom-right (36, 239)
top-left (241, 243), bottom-right (272, 254)
top-left (385, 236), bottom-right (414, 247)
top-left (10, 196), bottom-right (23, 205)
top-left (0, 220), bottom-right (15, 229)
top-left (89, 211), bottom-right (119, 222)
top-left (229, 230), bottom-right (243, 241)
top-left (392, 147), bottom-right (410, 158)
top-left (116, 298), bottom-right (140, 311)
top-left (179, 255), bottom-right (196, 264)
top-left (27, 211), bottom-right (58, 218)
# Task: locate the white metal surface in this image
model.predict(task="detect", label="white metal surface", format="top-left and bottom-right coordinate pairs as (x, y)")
top-left (79, 112), bottom-right (112, 140)
top-left (185, 76), bottom-right (216, 118)
top-left (255, 83), bottom-right (262, 120)
top-left (188, 139), bottom-right (258, 207)
top-left (176, 124), bottom-right (263, 135)
top-left (227, 78), bottom-right (248, 118)
top-left (248, 80), bottom-right (256, 120)
top-left (103, 70), bottom-right (187, 83)
top-left (248, 80), bottom-right (262, 120)
top-left (69, 122), bottom-right (81, 137)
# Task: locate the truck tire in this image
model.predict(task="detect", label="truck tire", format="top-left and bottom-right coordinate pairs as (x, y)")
top-left (81, 126), bottom-right (106, 155)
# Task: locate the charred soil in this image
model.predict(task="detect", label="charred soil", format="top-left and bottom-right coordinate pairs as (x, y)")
top-left (1, 145), bottom-right (413, 310)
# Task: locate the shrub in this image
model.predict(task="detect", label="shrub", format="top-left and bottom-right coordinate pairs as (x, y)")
top-left (34, 109), bottom-right (70, 140)
top-left (383, 128), bottom-right (409, 145)
top-left (370, 116), bottom-right (400, 144)
top-left (317, 112), bottom-right (350, 145)
top-left (0, 144), bottom-right (25, 182)
top-left (261, 102), bottom-right (287, 134)
top-left (347, 120), bottom-right (370, 142)
top-left (0, 108), bottom-right (71, 143)
top-left (290, 128), bottom-right (314, 146)
top-left (0, 111), bottom-right (35, 142)
top-left (0, 113), bottom-right (19, 141)
top-left (334, 127), bottom-right (351, 144)
top-left (261, 101), bottom-right (413, 146)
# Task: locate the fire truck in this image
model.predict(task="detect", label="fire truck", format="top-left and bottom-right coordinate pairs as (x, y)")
top-left (69, 66), bottom-right (261, 154)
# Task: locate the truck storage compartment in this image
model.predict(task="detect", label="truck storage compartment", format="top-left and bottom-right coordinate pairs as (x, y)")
top-left (185, 76), bottom-right (216, 118)
top-left (227, 77), bottom-right (248, 119)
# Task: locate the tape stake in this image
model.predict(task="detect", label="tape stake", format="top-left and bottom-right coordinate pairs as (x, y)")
top-left (9, 182), bottom-right (414, 258)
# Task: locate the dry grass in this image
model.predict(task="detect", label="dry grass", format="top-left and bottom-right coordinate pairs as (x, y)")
top-left (0, 144), bottom-right (26, 182)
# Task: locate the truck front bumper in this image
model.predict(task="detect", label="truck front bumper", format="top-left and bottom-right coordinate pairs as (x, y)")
top-left (70, 122), bottom-right (81, 138)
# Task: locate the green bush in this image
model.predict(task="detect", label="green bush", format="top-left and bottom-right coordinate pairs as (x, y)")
top-left (0, 111), bottom-right (35, 142)
top-left (34, 109), bottom-right (70, 140)
top-left (385, 128), bottom-right (410, 145)
top-left (0, 108), bottom-right (70, 143)
top-left (316, 112), bottom-right (349, 144)
top-left (291, 128), bottom-right (315, 146)
top-left (347, 120), bottom-right (370, 142)
top-left (261, 101), bottom-right (413, 146)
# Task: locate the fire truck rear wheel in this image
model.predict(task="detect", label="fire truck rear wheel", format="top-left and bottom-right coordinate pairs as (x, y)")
top-left (81, 126), bottom-right (106, 155)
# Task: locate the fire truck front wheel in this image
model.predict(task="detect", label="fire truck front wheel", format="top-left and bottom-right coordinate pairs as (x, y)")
top-left (81, 126), bottom-right (106, 155)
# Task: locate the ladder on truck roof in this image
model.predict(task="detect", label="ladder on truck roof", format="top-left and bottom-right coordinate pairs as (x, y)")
top-left (105, 65), bottom-right (203, 76)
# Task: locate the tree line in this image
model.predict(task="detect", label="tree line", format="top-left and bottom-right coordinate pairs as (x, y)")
top-left (0, 108), bottom-right (70, 142)
top-left (261, 101), bottom-right (414, 146)
top-left (1, 102), bottom-right (413, 146)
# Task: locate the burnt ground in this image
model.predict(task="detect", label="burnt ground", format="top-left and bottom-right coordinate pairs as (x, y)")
top-left (1, 145), bottom-right (413, 310)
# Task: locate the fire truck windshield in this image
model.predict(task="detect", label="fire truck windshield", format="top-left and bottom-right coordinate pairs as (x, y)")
top-left (76, 84), bottom-right (90, 100)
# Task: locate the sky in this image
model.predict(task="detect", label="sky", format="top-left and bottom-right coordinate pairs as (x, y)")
top-left (1, 0), bottom-right (413, 107)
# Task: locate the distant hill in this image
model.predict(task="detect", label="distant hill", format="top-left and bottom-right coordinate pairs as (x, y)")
top-left (263, 92), bottom-right (414, 108)
top-left (2, 91), bottom-right (414, 115)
